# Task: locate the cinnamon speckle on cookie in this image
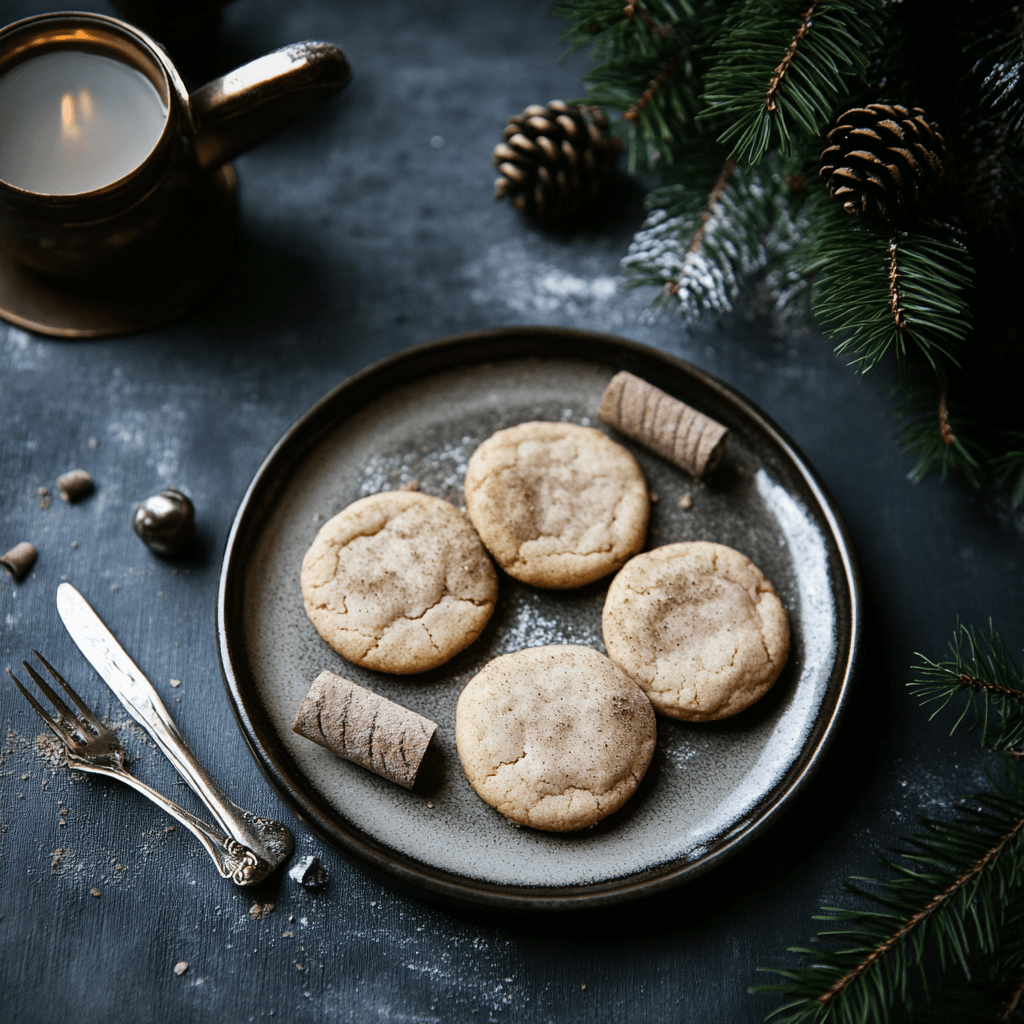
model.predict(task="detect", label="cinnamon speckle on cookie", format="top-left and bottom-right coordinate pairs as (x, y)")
top-left (463, 422), bottom-right (649, 589)
top-left (602, 542), bottom-right (789, 721)
top-left (455, 645), bottom-right (656, 832)
top-left (300, 491), bottom-right (497, 674)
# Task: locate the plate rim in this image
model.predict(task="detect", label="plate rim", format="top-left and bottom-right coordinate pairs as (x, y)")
top-left (216, 326), bottom-right (862, 911)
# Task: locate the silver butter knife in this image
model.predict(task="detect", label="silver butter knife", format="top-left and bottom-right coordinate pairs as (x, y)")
top-left (56, 582), bottom-right (293, 884)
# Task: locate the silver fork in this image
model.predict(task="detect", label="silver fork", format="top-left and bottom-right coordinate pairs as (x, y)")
top-left (7, 651), bottom-right (273, 885)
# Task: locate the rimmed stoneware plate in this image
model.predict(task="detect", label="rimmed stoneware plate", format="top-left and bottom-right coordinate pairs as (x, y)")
top-left (217, 327), bottom-right (860, 911)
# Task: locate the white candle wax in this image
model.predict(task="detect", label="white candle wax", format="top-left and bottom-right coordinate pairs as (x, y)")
top-left (0, 49), bottom-right (167, 195)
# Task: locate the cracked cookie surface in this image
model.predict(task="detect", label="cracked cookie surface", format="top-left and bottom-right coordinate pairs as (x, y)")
top-left (300, 491), bottom-right (497, 674)
top-left (455, 645), bottom-right (656, 832)
top-left (602, 541), bottom-right (789, 721)
top-left (463, 422), bottom-right (649, 589)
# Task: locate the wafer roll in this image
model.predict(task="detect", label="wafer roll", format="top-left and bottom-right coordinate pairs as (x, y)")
top-left (598, 371), bottom-right (728, 479)
top-left (293, 670), bottom-right (437, 789)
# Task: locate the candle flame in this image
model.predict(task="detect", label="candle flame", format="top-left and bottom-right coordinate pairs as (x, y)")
top-left (61, 92), bottom-right (81, 144)
top-left (78, 89), bottom-right (94, 123)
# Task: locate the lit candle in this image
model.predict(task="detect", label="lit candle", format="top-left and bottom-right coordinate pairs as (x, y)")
top-left (0, 50), bottom-right (167, 195)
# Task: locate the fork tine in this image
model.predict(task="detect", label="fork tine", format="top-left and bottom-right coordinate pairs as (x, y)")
top-left (6, 666), bottom-right (77, 748)
top-left (21, 660), bottom-right (86, 736)
top-left (31, 649), bottom-right (105, 732)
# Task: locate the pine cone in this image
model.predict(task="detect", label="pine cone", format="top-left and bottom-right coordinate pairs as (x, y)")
top-left (819, 104), bottom-right (946, 225)
top-left (493, 100), bottom-right (621, 225)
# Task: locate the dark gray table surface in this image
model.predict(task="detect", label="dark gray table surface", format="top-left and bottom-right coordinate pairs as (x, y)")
top-left (1, 1), bottom-right (1021, 1021)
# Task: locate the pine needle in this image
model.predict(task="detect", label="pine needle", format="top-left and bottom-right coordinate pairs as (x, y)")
top-left (912, 623), bottom-right (1024, 756)
top-left (809, 202), bottom-right (974, 382)
top-left (755, 765), bottom-right (1024, 1023)
top-left (699, 0), bottom-right (882, 162)
top-left (621, 154), bottom-right (796, 315)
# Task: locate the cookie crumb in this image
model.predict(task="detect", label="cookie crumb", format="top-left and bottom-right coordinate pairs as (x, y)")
top-left (581, 983), bottom-right (587, 990)
top-left (426, 800), bottom-right (434, 808)
top-left (282, 931), bottom-right (294, 938)
top-left (88, 437), bottom-right (99, 448)
top-left (649, 491), bottom-right (659, 503)
top-left (57, 470), bottom-right (94, 503)
top-left (249, 902), bottom-right (274, 920)
top-left (90, 887), bottom-right (101, 897)
top-left (679, 493), bottom-right (692, 510)
top-left (70, 540), bottom-right (79, 549)
top-left (165, 826), bottom-right (175, 832)
top-left (174, 961), bottom-right (188, 976)
top-left (399, 479), bottom-right (420, 491)
top-left (170, 678), bottom-right (181, 688)
top-left (37, 486), bottom-right (51, 510)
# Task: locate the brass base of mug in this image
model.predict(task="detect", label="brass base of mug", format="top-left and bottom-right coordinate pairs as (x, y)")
top-left (0, 164), bottom-right (237, 338)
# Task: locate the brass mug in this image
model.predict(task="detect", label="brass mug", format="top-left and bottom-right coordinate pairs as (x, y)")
top-left (0, 11), bottom-right (351, 278)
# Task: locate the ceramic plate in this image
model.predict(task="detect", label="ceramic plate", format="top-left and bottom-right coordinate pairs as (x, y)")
top-left (217, 328), bottom-right (860, 910)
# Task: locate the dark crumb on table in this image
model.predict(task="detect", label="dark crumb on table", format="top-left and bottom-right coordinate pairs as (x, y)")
top-left (249, 902), bottom-right (274, 919)
top-left (57, 470), bottom-right (95, 503)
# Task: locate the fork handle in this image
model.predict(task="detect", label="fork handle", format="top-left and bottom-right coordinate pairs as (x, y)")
top-left (84, 763), bottom-right (272, 885)
top-left (56, 583), bottom-right (293, 873)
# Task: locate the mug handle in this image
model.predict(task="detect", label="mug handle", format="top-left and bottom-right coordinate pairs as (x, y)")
top-left (190, 41), bottom-right (352, 171)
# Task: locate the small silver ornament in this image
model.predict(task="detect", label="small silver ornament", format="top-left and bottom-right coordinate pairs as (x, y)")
top-left (132, 488), bottom-right (195, 555)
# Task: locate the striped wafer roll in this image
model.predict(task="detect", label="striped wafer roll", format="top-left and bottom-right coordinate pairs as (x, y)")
top-left (598, 371), bottom-right (728, 479)
top-left (293, 670), bottom-right (437, 789)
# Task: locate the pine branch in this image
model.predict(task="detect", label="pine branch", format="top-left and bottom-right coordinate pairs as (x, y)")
top-left (912, 623), bottom-right (1024, 756)
top-left (555, 0), bottom-right (724, 172)
top-left (756, 766), bottom-right (1024, 1023)
top-left (621, 155), bottom-right (788, 315)
top-left (809, 200), bottom-right (974, 381)
top-left (894, 379), bottom-right (987, 489)
top-left (908, 888), bottom-right (1024, 1023)
top-left (972, 6), bottom-right (1024, 133)
top-left (992, 440), bottom-right (1024, 508)
top-left (699, 0), bottom-right (882, 162)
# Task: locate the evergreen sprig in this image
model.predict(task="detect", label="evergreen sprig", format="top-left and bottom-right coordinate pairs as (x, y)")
top-left (755, 622), bottom-right (1024, 1023)
top-left (993, 440), bottom-right (1024, 509)
top-left (555, 0), bottom-right (720, 172)
top-left (621, 156), bottom-right (786, 314)
top-left (809, 203), bottom-right (973, 381)
top-left (699, 0), bottom-right (882, 163)
top-left (554, 0), bottom-right (1024, 496)
top-left (912, 623), bottom-right (1024, 756)
top-left (755, 766), bottom-right (1024, 1024)
top-left (894, 381), bottom-right (986, 489)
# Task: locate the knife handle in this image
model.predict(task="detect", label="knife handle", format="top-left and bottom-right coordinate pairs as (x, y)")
top-left (116, 681), bottom-right (294, 872)
top-left (56, 583), bottom-right (294, 873)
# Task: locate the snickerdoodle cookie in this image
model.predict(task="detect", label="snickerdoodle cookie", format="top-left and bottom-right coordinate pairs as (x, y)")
top-left (455, 645), bottom-right (657, 832)
top-left (602, 542), bottom-right (789, 721)
top-left (300, 491), bottom-right (497, 674)
top-left (463, 422), bottom-right (649, 589)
